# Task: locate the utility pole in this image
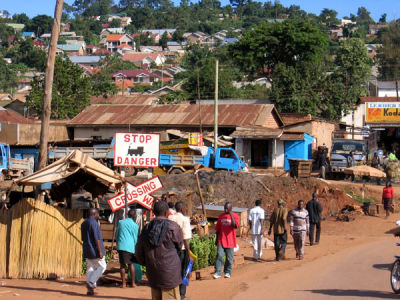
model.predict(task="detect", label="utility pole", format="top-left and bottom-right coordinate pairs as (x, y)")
top-left (38, 0), bottom-right (64, 170)
top-left (214, 59), bottom-right (218, 154)
top-left (197, 69), bottom-right (203, 135)
top-left (396, 80), bottom-right (399, 102)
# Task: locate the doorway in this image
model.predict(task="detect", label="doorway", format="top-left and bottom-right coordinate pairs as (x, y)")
top-left (251, 140), bottom-right (269, 167)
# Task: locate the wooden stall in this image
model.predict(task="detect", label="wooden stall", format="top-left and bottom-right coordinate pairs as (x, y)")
top-left (195, 204), bottom-right (248, 236)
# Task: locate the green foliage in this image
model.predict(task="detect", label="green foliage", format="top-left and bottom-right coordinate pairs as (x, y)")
top-left (25, 15), bottom-right (53, 36)
top-left (377, 22), bottom-right (400, 80)
top-left (0, 57), bottom-right (18, 93)
top-left (189, 234), bottom-right (216, 271)
top-left (6, 39), bottom-right (46, 71)
top-left (238, 84), bottom-right (270, 99)
top-left (26, 56), bottom-right (91, 119)
top-left (321, 38), bottom-right (372, 119)
top-left (158, 90), bottom-right (189, 104)
top-left (229, 19), bottom-right (329, 79)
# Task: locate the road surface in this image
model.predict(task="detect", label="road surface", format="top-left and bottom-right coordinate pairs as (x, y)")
top-left (233, 237), bottom-right (399, 300)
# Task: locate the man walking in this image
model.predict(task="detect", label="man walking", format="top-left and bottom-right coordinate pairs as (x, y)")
top-left (306, 193), bottom-right (323, 246)
top-left (81, 208), bottom-right (107, 296)
top-left (214, 202), bottom-right (240, 279)
top-left (169, 201), bottom-right (192, 300)
top-left (248, 200), bottom-right (265, 261)
top-left (290, 200), bottom-right (309, 260)
top-left (116, 208), bottom-right (139, 288)
top-left (268, 199), bottom-right (288, 261)
top-left (136, 201), bottom-right (183, 300)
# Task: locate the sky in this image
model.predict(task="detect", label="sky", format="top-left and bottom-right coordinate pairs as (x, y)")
top-left (1, 0), bottom-right (400, 21)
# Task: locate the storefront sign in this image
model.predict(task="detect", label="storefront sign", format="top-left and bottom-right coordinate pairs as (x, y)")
top-left (107, 176), bottom-right (163, 211)
top-left (366, 102), bottom-right (400, 123)
top-left (114, 133), bottom-right (160, 167)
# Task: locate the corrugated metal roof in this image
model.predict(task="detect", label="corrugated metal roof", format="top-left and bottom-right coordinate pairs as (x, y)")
top-left (231, 126), bottom-right (282, 138)
top-left (0, 108), bottom-right (35, 124)
top-left (281, 113), bottom-right (312, 126)
top-left (90, 95), bottom-right (158, 105)
top-left (69, 104), bottom-right (277, 127)
top-left (280, 132), bottom-right (304, 140)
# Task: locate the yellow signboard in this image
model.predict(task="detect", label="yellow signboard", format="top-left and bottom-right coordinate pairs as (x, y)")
top-left (366, 102), bottom-right (400, 123)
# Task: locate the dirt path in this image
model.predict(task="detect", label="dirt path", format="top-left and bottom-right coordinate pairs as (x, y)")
top-left (1, 207), bottom-right (399, 300)
top-left (233, 237), bottom-right (397, 300)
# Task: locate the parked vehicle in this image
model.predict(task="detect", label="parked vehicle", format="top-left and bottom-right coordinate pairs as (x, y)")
top-left (158, 146), bottom-right (247, 174)
top-left (0, 144), bottom-right (32, 180)
top-left (329, 139), bottom-right (367, 176)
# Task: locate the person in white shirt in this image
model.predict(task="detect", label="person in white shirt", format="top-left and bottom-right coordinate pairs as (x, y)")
top-left (169, 201), bottom-right (192, 300)
top-left (248, 200), bottom-right (265, 261)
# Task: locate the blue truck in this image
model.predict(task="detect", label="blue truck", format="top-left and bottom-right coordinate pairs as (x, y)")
top-left (0, 143), bottom-right (32, 180)
top-left (158, 146), bottom-right (247, 174)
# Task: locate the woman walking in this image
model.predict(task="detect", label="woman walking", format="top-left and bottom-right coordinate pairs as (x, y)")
top-left (382, 182), bottom-right (394, 218)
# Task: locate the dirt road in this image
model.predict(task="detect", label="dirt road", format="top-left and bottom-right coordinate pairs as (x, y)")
top-left (1, 197), bottom-right (400, 300)
top-left (233, 237), bottom-right (398, 300)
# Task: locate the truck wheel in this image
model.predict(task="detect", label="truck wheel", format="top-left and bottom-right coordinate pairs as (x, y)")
top-left (170, 169), bottom-right (183, 175)
top-left (123, 167), bottom-right (137, 177)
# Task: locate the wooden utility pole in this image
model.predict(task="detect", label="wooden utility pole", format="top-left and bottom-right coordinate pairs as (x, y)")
top-left (197, 69), bottom-right (203, 135)
top-left (38, 0), bottom-right (64, 170)
top-left (214, 59), bottom-right (219, 153)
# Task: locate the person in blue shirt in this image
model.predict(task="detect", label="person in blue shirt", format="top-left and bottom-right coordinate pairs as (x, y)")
top-left (81, 208), bottom-right (106, 296)
top-left (116, 208), bottom-right (139, 288)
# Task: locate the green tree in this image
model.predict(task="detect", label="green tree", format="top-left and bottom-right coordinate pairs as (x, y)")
top-left (319, 8), bottom-right (340, 28)
top-left (26, 56), bottom-right (91, 119)
top-left (109, 18), bottom-right (122, 28)
top-left (159, 32), bottom-right (170, 50)
top-left (229, 19), bottom-right (329, 79)
top-left (379, 13), bottom-right (387, 24)
top-left (26, 15), bottom-right (53, 36)
top-left (377, 22), bottom-right (400, 80)
top-left (322, 38), bottom-right (372, 119)
top-left (7, 39), bottom-right (46, 71)
top-left (0, 57), bottom-right (17, 93)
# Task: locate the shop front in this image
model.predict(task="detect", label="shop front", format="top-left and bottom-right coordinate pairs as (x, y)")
top-left (366, 102), bottom-right (400, 157)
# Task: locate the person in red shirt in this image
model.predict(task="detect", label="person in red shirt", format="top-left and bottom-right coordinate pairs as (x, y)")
top-left (382, 182), bottom-right (394, 218)
top-left (213, 202), bottom-right (240, 279)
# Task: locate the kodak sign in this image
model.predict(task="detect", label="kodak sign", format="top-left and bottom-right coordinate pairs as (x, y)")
top-left (108, 176), bottom-right (163, 211)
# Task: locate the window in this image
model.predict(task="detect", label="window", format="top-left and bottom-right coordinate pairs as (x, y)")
top-left (220, 149), bottom-right (236, 159)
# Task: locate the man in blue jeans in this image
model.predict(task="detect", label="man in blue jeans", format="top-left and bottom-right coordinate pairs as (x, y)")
top-left (213, 202), bottom-right (240, 279)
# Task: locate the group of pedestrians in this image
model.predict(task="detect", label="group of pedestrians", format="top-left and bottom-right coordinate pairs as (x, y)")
top-left (81, 199), bottom-right (241, 300)
top-left (80, 194), bottom-right (323, 298)
top-left (249, 193), bottom-right (323, 262)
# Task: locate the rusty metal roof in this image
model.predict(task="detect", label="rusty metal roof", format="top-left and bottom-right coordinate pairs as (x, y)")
top-left (69, 104), bottom-right (277, 127)
top-left (280, 132), bottom-right (305, 140)
top-left (90, 95), bottom-right (158, 105)
top-left (230, 126), bottom-right (283, 138)
top-left (0, 107), bottom-right (35, 124)
top-left (280, 113), bottom-right (312, 126)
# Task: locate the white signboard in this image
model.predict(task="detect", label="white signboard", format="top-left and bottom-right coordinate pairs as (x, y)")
top-left (107, 176), bottom-right (163, 211)
top-left (114, 132), bottom-right (160, 167)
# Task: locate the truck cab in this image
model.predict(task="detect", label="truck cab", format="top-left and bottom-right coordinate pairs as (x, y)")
top-left (214, 148), bottom-right (247, 172)
top-left (330, 139), bottom-right (367, 174)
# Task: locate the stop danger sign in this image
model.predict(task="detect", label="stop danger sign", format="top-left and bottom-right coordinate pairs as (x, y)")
top-left (114, 132), bottom-right (160, 167)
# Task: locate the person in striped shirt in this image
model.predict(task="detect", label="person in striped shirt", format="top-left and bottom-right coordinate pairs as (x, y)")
top-left (290, 200), bottom-right (309, 260)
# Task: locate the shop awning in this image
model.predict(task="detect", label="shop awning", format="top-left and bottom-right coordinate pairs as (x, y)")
top-left (17, 150), bottom-right (122, 186)
top-left (231, 127), bottom-right (283, 138)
